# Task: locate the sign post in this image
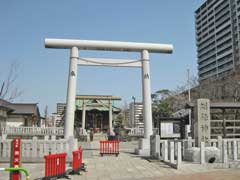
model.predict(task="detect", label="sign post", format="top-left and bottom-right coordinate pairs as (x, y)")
top-left (10, 138), bottom-right (22, 180)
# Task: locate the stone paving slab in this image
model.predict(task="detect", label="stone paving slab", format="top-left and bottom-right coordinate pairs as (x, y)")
top-left (147, 169), bottom-right (240, 180)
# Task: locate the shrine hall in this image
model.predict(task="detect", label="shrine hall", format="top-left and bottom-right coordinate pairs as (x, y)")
top-left (74, 95), bottom-right (121, 133)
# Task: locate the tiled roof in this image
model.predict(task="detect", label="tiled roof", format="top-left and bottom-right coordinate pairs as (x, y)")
top-left (0, 98), bottom-right (11, 107)
top-left (8, 103), bottom-right (40, 116)
top-left (76, 95), bottom-right (121, 100)
top-left (0, 99), bottom-right (13, 111)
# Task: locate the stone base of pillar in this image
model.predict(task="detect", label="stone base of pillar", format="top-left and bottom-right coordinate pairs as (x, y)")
top-left (67, 136), bottom-right (78, 161)
top-left (135, 138), bottom-right (150, 156)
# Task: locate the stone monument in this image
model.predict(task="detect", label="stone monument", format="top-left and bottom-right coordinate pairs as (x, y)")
top-left (194, 99), bottom-right (211, 147)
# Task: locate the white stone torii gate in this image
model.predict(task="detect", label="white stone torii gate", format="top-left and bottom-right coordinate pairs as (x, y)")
top-left (45, 38), bottom-right (173, 155)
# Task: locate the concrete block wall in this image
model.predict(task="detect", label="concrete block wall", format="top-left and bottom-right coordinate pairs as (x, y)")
top-left (150, 135), bottom-right (240, 169)
top-left (0, 136), bottom-right (77, 162)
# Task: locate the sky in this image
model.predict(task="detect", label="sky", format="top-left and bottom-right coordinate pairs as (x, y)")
top-left (0, 0), bottom-right (205, 115)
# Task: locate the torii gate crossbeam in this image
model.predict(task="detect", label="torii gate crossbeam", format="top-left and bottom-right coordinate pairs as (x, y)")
top-left (45, 38), bottom-right (173, 156)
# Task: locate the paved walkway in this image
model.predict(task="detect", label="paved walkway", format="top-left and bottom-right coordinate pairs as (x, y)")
top-left (70, 140), bottom-right (239, 180)
top-left (0, 140), bottom-right (240, 180)
top-left (149, 169), bottom-right (240, 180)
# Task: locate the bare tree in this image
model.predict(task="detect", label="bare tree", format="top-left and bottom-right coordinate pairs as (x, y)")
top-left (115, 101), bottom-right (129, 127)
top-left (0, 62), bottom-right (23, 101)
top-left (151, 74), bottom-right (199, 120)
top-left (169, 74), bottom-right (199, 111)
top-left (197, 69), bottom-right (240, 102)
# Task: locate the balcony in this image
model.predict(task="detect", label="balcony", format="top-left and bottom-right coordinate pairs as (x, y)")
top-left (218, 57), bottom-right (233, 67)
top-left (218, 63), bottom-right (233, 74)
top-left (199, 64), bottom-right (216, 74)
top-left (198, 58), bottom-right (216, 69)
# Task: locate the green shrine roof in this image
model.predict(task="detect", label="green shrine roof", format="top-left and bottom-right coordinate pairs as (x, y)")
top-left (75, 95), bottom-right (121, 112)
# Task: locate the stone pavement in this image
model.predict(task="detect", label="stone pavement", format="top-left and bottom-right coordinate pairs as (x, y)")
top-left (67, 141), bottom-right (228, 180)
top-left (149, 169), bottom-right (240, 180)
top-left (0, 140), bottom-right (240, 180)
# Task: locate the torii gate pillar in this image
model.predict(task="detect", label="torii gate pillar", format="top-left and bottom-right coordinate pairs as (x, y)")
top-left (141, 50), bottom-right (153, 139)
top-left (135, 50), bottom-right (153, 156)
top-left (65, 46), bottom-right (78, 138)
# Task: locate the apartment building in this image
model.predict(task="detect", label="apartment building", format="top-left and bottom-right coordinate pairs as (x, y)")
top-left (56, 103), bottom-right (66, 115)
top-left (196, 0), bottom-right (240, 81)
top-left (129, 102), bottom-right (144, 128)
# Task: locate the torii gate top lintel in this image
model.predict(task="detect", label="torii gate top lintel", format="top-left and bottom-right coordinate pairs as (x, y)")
top-left (45, 38), bottom-right (173, 54)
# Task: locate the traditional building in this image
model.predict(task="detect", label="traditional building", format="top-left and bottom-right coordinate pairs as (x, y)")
top-left (0, 99), bottom-right (12, 127)
top-left (74, 95), bottom-right (121, 133)
top-left (0, 99), bottom-right (41, 127)
top-left (187, 101), bottom-right (240, 138)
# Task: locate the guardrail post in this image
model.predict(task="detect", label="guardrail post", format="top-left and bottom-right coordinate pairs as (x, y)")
top-left (200, 142), bottom-right (205, 164)
top-left (227, 141), bottom-right (231, 157)
top-left (155, 135), bottom-right (160, 158)
top-left (222, 139), bottom-right (228, 164)
top-left (170, 141), bottom-right (174, 163)
top-left (187, 137), bottom-right (192, 148)
top-left (233, 140), bottom-right (237, 161)
top-left (237, 141), bottom-right (240, 159)
top-left (182, 140), bottom-right (187, 157)
top-left (163, 140), bottom-right (168, 161)
top-left (44, 135), bottom-right (49, 140)
top-left (32, 137), bottom-right (38, 158)
top-left (51, 135), bottom-right (56, 140)
top-left (217, 136), bottom-right (222, 155)
top-left (177, 142), bottom-right (182, 166)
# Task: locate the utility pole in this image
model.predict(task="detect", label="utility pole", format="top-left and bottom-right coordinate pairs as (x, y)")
top-left (188, 69), bottom-right (191, 102)
top-left (187, 69), bottom-right (191, 137)
top-left (44, 105), bottom-right (48, 127)
top-left (132, 96), bottom-right (136, 128)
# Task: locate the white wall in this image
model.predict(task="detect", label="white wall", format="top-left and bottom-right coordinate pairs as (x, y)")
top-left (6, 116), bottom-right (25, 127)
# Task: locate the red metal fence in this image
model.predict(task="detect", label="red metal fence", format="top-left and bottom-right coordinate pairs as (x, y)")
top-left (44, 153), bottom-right (67, 179)
top-left (37, 145), bottom-right (87, 179)
top-left (100, 140), bottom-right (120, 156)
top-left (71, 147), bottom-right (83, 174)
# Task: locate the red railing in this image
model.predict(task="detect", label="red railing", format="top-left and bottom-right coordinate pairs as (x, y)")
top-left (72, 147), bottom-right (83, 172)
top-left (44, 153), bottom-right (67, 179)
top-left (100, 140), bottom-right (120, 156)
